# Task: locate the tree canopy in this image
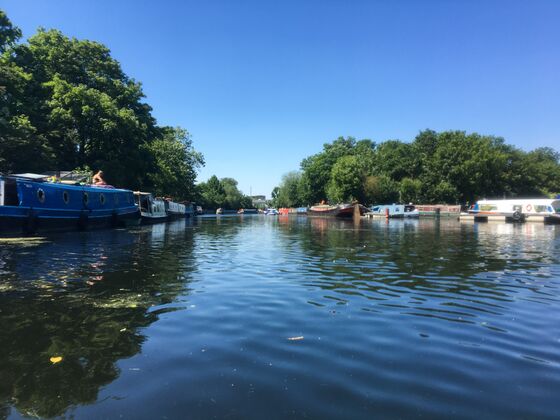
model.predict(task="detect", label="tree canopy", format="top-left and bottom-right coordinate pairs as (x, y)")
top-left (272, 130), bottom-right (560, 206)
top-left (0, 11), bottom-right (203, 200)
top-left (197, 175), bottom-right (252, 210)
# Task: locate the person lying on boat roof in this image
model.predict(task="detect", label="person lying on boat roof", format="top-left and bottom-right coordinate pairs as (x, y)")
top-left (91, 170), bottom-right (115, 189)
top-left (92, 170), bottom-right (106, 185)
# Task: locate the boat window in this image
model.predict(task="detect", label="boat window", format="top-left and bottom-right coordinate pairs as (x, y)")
top-left (100, 193), bottom-right (106, 205)
top-left (83, 192), bottom-right (89, 205)
top-left (37, 188), bottom-right (46, 204)
top-left (480, 204), bottom-right (497, 211)
top-left (63, 191), bottom-right (70, 204)
top-left (534, 205), bottom-right (548, 213)
top-left (4, 179), bottom-right (19, 206)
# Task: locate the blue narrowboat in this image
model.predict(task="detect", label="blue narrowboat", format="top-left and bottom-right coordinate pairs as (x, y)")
top-left (0, 173), bottom-right (140, 235)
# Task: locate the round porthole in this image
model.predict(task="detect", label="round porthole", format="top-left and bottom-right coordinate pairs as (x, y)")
top-left (100, 193), bottom-right (106, 205)
top-left (83, 192), bottom-right (89, 205)
top-left (37, 188), bottom-right (45, 203)
top-left (62, 191), bottom-right (70, 204)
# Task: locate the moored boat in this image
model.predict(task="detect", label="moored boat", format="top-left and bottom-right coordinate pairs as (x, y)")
top-left (264, 208), bottom-right (279, 215)
top-left (164, 199), bottom-right (187, 219)
top-left (134, 192), bottom-right (167, 223)
top-left (0, 173), bottom-right (139, 235)
top-left (467, 198), bottom-right (560, 223)
top-left (238, 208), bottom-right (258, 214)
top-left (307, 203), bottom-right (366, 218)
top-left (367, 204), bottom-right (419, 218)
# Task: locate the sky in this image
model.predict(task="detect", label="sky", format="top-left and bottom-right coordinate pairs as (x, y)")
top-left (3, 0), bottom-right (559, 198)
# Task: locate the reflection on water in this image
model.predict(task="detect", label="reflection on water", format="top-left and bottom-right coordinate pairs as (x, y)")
top-left (1, 217), bottom-right (560, 418)
top-left (0, 220), bottom-right (196, 418)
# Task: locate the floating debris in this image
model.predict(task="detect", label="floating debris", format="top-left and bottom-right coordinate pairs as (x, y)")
top-left (0, 237), bottom-right (49, 247)
top-left (50, 356), bottom-right (63, 364)
top-left (287, 336), bottom-right (304, 341)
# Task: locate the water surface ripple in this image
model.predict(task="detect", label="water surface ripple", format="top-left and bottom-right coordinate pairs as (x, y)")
top-left (1, 217), bottom-right (560, 419)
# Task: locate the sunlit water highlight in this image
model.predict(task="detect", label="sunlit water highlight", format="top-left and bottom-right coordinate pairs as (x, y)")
top-left (1, 216), bottom-right (559, 419)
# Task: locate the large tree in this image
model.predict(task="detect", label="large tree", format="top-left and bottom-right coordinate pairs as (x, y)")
top-left (272, 171), bottom-right (304, 208)
top-left (0, 11), bottom-right (204, 195)
top-left (146, 127), bottom-right (204, 200)
top-left (327, 155), bottom-right (364, 203)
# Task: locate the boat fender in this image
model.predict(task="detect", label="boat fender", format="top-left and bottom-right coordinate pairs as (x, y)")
top-left (526, 204), bottom-right (533, 212)
top-left (78, 211), bottom-right (89, 230)
top-left (24, 209), bottom-right (38, 234)
top-left (512, 210), bottom-right (522, 222)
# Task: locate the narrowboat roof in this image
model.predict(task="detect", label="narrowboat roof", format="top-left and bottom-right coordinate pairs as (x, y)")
top-left (11, 173), bottom-right (50, 180)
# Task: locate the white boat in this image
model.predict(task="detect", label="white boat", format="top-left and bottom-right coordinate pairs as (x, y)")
top-left (134, 192), bottom-right (167, 223)
top-left (368, 204), bottom-right (419, 218)
top-left (264, 208), bottom-right (279, 215)
top-left (469, 198), bottom-right (560, 223)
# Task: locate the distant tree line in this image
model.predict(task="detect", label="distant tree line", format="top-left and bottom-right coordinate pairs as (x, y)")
top-left (0, 10), bottom-right (203, 200)
top-left (272, 131), bottom-right (560, 207)
top-left (197, 175), bottom-right (253, 210)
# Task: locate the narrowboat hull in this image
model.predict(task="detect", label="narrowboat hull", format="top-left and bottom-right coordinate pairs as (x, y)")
top-left (308, 204), bottom-right (364, 218)
top-left (0, 207), bottom-right (140, 235)
top-left (140, 213), bottom-right (168, 224)
top-left (0, 175), bottom-right (140, 236)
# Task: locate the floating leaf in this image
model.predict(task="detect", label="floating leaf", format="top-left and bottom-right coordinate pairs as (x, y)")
top-left (50, 356), bottom-right (63, 364)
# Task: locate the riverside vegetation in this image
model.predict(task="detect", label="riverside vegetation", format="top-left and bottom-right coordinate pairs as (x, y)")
top-left (271, 134), bottom-right (560, 209)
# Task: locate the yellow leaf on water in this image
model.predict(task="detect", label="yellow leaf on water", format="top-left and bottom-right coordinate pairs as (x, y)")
top-left (50, 356), bottom-right (63, 364)
top-left (287, 336), bottom-right (304, 341)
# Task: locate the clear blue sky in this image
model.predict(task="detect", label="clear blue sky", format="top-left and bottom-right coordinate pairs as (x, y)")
top-left (4, 0), bottom-right (559, 198)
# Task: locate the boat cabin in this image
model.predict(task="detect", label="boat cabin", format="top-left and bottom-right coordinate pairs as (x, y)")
top-left (369, 204), bottom-right (419, 218)
top-left (471, 199), bottom-right (560, 216)
top-left (134, 192), bottom-right (166, 219)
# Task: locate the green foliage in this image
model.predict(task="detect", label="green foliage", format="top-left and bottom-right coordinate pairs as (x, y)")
top-left (373, 140), bottom-right (416, 181)
top-left (0, 11), bottom-right (204, 196)
top-left (0, 10), bottom-right (21, 53)
top-left (272, 171), bottom-right (303, 208)
top-left (363, 175), bottom-right (399, 204)
top-left (146, 127), bottom-right (204, 200)
top-left (197, 175), bottom-right (252, 210)
top-left (299, 136), bottom-right (358, 204)
top-left (327, 155), bottom-right (363, 203)
top-left (221, 177), bottom-right (252, 209)
top-left (399, 178), bottom-right (422, 203)
top-left (277, 129), bottom-right (560, 206)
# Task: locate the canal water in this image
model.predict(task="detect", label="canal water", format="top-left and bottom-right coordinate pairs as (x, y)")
top-left (1, 216), bottom-right (559, 419)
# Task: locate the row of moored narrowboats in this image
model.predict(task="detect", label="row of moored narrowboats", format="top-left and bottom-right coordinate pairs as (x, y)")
top-left (0, 173), bottom-right (193, 236)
